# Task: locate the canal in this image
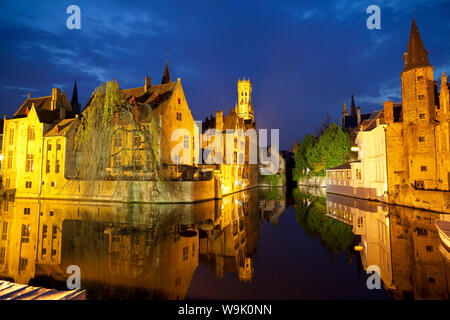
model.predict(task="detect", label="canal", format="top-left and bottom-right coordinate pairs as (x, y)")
top-left (0, 187), bottom-right (449, 300)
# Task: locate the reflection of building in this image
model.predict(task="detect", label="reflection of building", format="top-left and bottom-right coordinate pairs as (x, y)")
top-left (198, 190), bottom-right (261, 282)
top-left (0, 187), bottom-right (274, 299)
top-left (326, 192), bottom-right (450, 299)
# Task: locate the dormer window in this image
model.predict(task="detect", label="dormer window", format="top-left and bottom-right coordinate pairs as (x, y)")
top-left (417, 75), bottom-right (424, 81)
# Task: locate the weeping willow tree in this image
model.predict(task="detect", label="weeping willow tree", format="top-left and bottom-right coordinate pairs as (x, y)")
top-left (74, 80), bottom-right (168, 197)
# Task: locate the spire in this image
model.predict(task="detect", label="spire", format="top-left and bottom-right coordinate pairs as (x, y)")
top-left (342, 102), bottom-right (348, 116)
top-left (403, 18), bottom-right (431, 72)
top-left (161, 53), bottom-right (171, 84)
top-left (350, 93), bottom-right (356, 117)
top-left (71, 80), bottom-right (81, 114)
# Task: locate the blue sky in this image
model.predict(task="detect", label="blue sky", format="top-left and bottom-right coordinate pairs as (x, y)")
top-left (0, 0), bottom-right (449, 149)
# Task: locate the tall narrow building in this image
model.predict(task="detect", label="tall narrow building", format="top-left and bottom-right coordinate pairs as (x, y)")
top-left (236, 78), bottom-right (254, 121)
top-left (71, 80), bottom-right (81, 114)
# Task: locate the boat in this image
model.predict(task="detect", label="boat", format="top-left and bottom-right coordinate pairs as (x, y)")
top-left (435, 219), bottom-right (450, 250)
top-left (0, 280), bottom-right (86, 300)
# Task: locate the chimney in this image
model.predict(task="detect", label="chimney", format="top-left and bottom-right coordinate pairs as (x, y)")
top-left (384, 101), bottom-right (394, 124)
top-left (51, 88), bottom-right (61, 111)
top-left (357, 107), bottom-right (361, 127)
top-left (144, 76), bottom-right (151, 91)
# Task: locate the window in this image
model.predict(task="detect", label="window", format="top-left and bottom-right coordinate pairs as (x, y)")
top-left (175, 277), bottom-right (181, 287)
top-left (174, 235), bottom-right (179, 242)
top-left (21, 224), bottom-right (30, 243)
top-left (133, 132), bottom-right (140, 148)
top-left (114, 132), bottom-right (122, 147)
top-left (357, 217), bottom-right (364, 228)
top-left (1, 222), bottom-right (7, 240)
top-left (4, 178), bottom-right (10, 189)
top-left (176, 112), bottom-right (182, 121)
top-left (421, 166), bottom-right (427, 172)
top-left (27, 126), bottom-right (35, 141)
top-left (56, 140), bottom-right (61, 150)
top-left (183, 135), bottom-right (189, 149)
top-left (419, 113), bottom-right (426, 119)
top-left (132, 152), bottom-right (141, 167)
top-left (0, 247), bottom-right (5, 265)
top-left (3, 201), bottom-right (8, 212)
top-left (182, 246), bottom-right (189, 261)
top-left (52, 225), bottom-right (57, 240)
top-left (25, 181), bottom-right (32, 188)
top-left (19, 258), bottom-right (28, 272)
top-left (23, 208), bottom-right (31, 215)
top-left (51, 182), bottom-right (55, 187)
top-left (419, 136), bottom-right (425, 142)
top-left (55, 159), bottom-right (60, 173)
top-left (47, 143), bottom-right (52, 151)
top-left (146, 156), bottom-right (153, 172)
top-left (178, 98), bottom-right (181, 104)
top-left (42, 225), bottom-right (48, 239)
top-left (114, 154), bottom-right (121, 168)
top-left (415, 180), bottom-right (424, 189)
top-left (9, 128), bottom-right (14, 145)
top-left (25, 154), bottom-right (34, 172)
top-left (417, 228), bottom-right (428, 236)
top-left (46, 160), bottom-right (50, 173)
top-left (418, 95), bottom-right (425, 100)
top-left (417, 75), bottom-right (424, 81)
top-left (428, 277), bottom-right (435, 284)
top-left (426, 245), bottom-right (433, 252)
top-left (7, 151), bottom-right (13, 169)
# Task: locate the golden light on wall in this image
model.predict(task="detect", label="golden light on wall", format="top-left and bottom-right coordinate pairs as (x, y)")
top-left (354, 245), bottom-right (364, 251)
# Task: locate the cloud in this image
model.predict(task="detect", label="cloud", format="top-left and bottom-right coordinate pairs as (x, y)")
top-left (357, 77), bottom-right (401, 105)
top-left (3, 86), bottom-right (39, 92)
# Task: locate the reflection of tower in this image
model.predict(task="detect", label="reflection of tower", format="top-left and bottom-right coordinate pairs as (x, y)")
top-left (238, 255), bottom-right (254, 282)
top-left (236, 78), bottom-right (254, 121)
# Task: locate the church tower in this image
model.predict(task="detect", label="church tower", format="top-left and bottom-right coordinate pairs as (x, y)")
top-left (400, 18), bottom-right (438, 190)
top-left (237, 78), bottom-right (253, 121)
top-left (401, 18), bottom-right (435, 124)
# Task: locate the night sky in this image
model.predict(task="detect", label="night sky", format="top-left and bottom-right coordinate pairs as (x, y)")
top-left (1, 0), bottom-right (449, 149)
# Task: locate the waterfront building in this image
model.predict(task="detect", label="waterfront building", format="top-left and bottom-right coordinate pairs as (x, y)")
top-left (327, 18), bottom-right (450, 213)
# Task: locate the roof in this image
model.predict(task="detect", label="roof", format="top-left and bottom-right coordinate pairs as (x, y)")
top-left (161, 60), bottom-right (171, 84)
top-left (123, 82), bottom-right (177, 108)
top-left (44, 118), bottom-right (76, 137)
top-left (326, 160), bottom-right (360, 171)
top-left (403, 18), bottom-right (431, 72)
top-left (13, 92), bottom-right (72, 118)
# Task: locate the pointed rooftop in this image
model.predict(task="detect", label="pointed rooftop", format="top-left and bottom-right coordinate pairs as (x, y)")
top-left (161, 58), bottom-right (171, 84)
top-left (71, 80), bottom-right (81, 114)
top-left (403, 18), bottom-right (431, 72)
top-left (350, 93), bottom-right (356, 117)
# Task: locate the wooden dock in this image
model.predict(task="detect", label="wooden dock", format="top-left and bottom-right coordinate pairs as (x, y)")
top-left (0, 280), bottom-right (86, 300)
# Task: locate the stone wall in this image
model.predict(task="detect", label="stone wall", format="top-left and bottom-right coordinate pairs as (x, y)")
top-left (298, 176), bottom-right (326, 188)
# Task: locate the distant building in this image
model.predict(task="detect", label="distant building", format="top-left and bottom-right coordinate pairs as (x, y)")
top-left (340, 94), bottom-right (372, 145)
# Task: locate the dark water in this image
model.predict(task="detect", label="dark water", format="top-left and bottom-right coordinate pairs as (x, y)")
top-left (0, 187), bottom-right (449, 300)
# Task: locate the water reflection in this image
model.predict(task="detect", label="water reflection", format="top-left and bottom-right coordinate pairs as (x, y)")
top-left (1, 186), bottom-right (449, 300)
top-left (0, 188), bottom-right (285, 300)
top-left (296, 186), bottom-right (450, 300)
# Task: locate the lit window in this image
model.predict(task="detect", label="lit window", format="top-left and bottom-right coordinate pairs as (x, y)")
top-left (25, 154), bottom-right (34, 172)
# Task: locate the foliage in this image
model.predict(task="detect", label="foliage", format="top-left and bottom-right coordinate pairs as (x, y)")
top-left (293, 120), bottom-right (352, 179)
top-left (74, 80), bottom-right (167, 195)
top-left (260, 173), bottom-right (284, 186)
top-left (293, 188), bottom-right (354, 254)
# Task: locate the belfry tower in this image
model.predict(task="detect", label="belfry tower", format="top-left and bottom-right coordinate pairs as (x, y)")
top-left (236, 78), bottom-right (254, 121)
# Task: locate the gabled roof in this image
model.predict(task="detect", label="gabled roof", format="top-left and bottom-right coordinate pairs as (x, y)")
top-left (13, 92), bottom-right (73, 121)
top-left (123, 82), bottom-right (177, 111)
top-left (403, 18), bottom-right (431, 72)
top-left (44, 118), bottom-right (77, 137)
